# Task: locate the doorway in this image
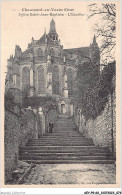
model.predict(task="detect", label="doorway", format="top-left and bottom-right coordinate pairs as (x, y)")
top-left (61, 104), bottom-right (65, 114)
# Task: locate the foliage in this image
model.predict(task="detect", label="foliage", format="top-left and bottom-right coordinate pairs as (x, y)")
top-left (88, 3), bottom-right (116, 64)
top-left (22, 96), bottom-right (57, 112)
top-left (22, 85), bottom-right (31, 103)
top-left (5, 90), bottom-right (21, 110)
top-left (82, 61), bottom-right (115, 120)
top-left (74, 61), bottom-right (100, 103)
top-left (5, 90), bottom-right (14, 103)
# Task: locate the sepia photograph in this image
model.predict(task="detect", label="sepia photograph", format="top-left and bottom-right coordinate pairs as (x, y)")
top-left (1, 1), bottom-right (120, 188)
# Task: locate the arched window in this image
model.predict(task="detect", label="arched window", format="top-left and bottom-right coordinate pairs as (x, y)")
top-left (52, 66), bottom-right (59, 95)
top-left (37, 48), bottom-right (43, 56)
top-left (37, 65), bottom-right (45, 94)
top-left (22, 67), bottom-right (30, 90)
top-left (50, 48), bottom-right (55, 57)
top-left (67, 68), bottom-right (73, 97)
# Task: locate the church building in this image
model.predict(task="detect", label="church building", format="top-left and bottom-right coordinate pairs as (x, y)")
top-left (5, 19), bottom-right (100, 116)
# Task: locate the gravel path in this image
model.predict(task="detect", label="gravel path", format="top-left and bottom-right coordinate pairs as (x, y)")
top-left (23, 163), bottom-right (116, 184)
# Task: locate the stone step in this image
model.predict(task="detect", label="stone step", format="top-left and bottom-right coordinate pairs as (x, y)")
top-left (56, 123), bottom-right (75, 125)
top-left (26, 143), bottom-right (95, 146)
top-left (20, 152), bottom-right (113, 156)
top-left (19, 116), bottom-right (114, 164)
top-left (27, 139), bottom-right (94, 145)
top-left (52, 129), bottom-right (77, 132)
top-left (28, 140), bottom-right (94, 143)
top-left (48, 129), bottom-right (78, 131)
top-left (55, 122), bottom-right (76, 123)
top-left (28, 138), bottom-right (91, 142)
top-left (28, 139), bottom-right (93, 142)
top-left (20, 148), bottom-right (111, 153)
top-left (53, 128), bottom-right (77, 130)
top-left (20, 155), bottom-right (115, 161)
top-left (20, 149), bottom-right (110, 155)
top-left (43, 134), bottom-right (82, 137)
top-left (20, 146), bottom-right (109, 151)
top-left (29, 138), bottom-right (90, 142)
top-left (54, 130), bottom-right (77, 132)
top-left (28, 141), bottom-right (91, 144)
top-left (43, 135), bottom-right (85, 138)
top-left (49, 130), bottom-right (78, 132)
top-left (43, 133), bottom-right (82, 136)
top-left (56, 124), bottom-right (75, 125)
top-left (33, 135), bottom-right (86, 138)
top-left (22, 159), bottom-right (115, 164)
top-left (54, 122), bottom-right (76, 124)
top-left (54, 127), bottom-right (76, 129)
top-left (54, 125), bottom-right (76, 126)
top-left (28, 139), bottom-right (92, 142)
top-left (53, 125), bottom-right (76, 127)
top-left (20, 153), bottom-right (114, 159)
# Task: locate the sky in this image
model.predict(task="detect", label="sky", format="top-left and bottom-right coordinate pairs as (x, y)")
top-left (1, 1), bottom-right (100, 78)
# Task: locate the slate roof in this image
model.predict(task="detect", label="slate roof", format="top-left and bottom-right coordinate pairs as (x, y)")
top-left (22, 48), bottom-right (32, 54)
top-left (64, 47), bottom-right (90, 57)
top-left (16, 35), bottom-right (85, 68)
top-left (20, 34), bottom-right (58, 59)
top-left (37, 34), bottom-right (59, 46)
top-left (50, 56), bottom-right (76, 67)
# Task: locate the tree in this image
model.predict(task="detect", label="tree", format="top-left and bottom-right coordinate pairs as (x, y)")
top-left (81, 61), bottom-right (116, 120)
top-left (74, 61), bottom-right (99, 104)
top-left (22, 85), bottom-right (31, 106)
top-left (88, 3), bottom-right (116, 64)
top-left (22, 95), bottom-right (57, 111)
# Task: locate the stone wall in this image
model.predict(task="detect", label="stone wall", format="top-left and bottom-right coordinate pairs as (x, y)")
top-left (4, 109), bottom-right (20, 183)
top-left (75, 90), bottom-right (116, 153)
top-left (4, 107), bottom-right (41, 183)
top-left (19, 109), bottom-right (37, 146)
top-left (36, 113), bottom-right (42, 138)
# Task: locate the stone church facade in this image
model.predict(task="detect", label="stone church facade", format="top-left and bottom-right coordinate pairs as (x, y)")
top-left (6, 19), bottom-right (100, 116)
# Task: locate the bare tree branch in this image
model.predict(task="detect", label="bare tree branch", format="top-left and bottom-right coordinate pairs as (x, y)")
top-left (88, 3), bottom-right (116, 64)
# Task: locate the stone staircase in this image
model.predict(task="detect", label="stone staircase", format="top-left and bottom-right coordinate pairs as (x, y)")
top-left (19, 116), bottom-right (115, 164)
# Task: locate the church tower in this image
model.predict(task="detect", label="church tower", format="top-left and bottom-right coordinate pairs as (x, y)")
top-left (90, 35), bottom-right (100, 66)
top-left (90, 35), bottom-right (100, 81)
top-left (48, 19), bottom-right (58, 42)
